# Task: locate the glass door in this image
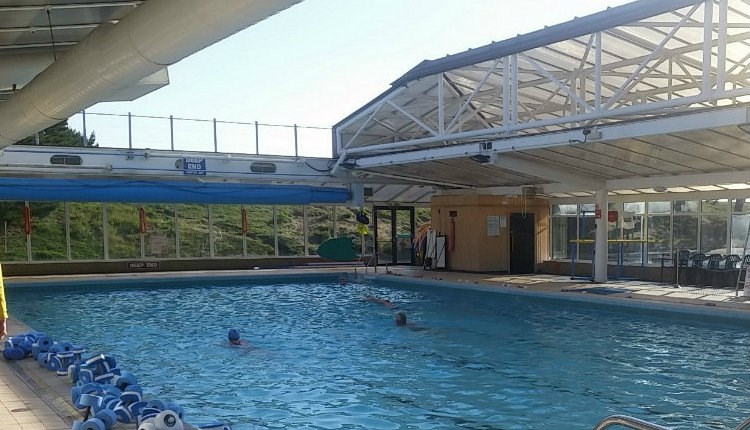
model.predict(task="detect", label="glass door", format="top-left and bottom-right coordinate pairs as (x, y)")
top-left (375, 208), bottom-right (393, 265)
top-left (374, 206), bottom-right (415, 265)
top-left (396, 209), bottom-right (413, 264)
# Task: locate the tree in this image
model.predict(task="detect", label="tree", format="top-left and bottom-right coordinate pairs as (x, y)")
top-left (15, 120), bottom-right (97, 147)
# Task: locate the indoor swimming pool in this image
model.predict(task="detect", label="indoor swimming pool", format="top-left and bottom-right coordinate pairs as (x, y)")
top-left (6, 274), bottom-right (750, 430)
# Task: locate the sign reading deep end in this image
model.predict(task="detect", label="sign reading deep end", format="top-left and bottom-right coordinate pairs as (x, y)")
top-left (182, 157), bottom-right (206, 176)
top-left (127, 262), bottom-right (160, 270)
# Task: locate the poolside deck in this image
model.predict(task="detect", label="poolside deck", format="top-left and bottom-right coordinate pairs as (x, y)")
top-left (1, 267), bottom-right (748, 430)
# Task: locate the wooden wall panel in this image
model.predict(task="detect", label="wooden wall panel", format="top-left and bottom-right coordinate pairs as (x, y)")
top-left (430, 194), bottom-right (549, 272)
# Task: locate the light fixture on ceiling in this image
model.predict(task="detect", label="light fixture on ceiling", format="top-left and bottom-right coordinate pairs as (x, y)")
top-left (568, 128), bottom-right (602, 144)
top-left (653, 186), bottom-right (667, 193)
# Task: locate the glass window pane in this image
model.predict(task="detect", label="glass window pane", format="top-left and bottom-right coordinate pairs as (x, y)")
top-left (213, 205), bottom-right (243, 257)
top-left (246, 206), bottom-right (274, 256)
top-left (578, 215), bottom-right (595, 261)
top-left (731, 214), bottom-right (749, 255)
top-left (624, 202), bottom-right (645, 214)
top-left (30, 202), bottom-right (66, 261)
top-left (307, 206), bottom-right (333, 256)
top-left (607, 209), bottom-right (621, 263)
top-left (415, 208), bottom-right (431, 226)
top-left (701, 199), bottom-right (728, 215)
top-left (551, 217), bottom-right (577, 259)
top-left (70, 203), bottom-right (104, 260)
top-left (647, 215), bottom-right (671, 265)
top-left (552, 204), bottom-right (577, 216)
top-left (144, 204), bottom-right (176, 258)
top-left (580, 204), bottom-right (595, 213)
top-left (700, 215), bottom-right (727, 254)
top-left (277, 205), bottom-right (304, 256)
top-left (0, 202), bottom-right (29, 261)
top-left (336, 207), bottom-right (372, 255)
top-left (395, 210), bottom-right (413, 264)
top-left (673, 215), bottom-right (698, 253)
top-left (621, 214), bottom-right (644, 265)
top-left (376, 208), bottom-right (393, 264)
top-left (647, 201), bottom-right (671, 214)
top-left (107, 203), bottom-right (141, 259)
top-left (674, 200), bottom-right (699, 213)
top-left (732, 198), bottom-right (750, 214)
top-left (177, 204), bottom-right (209, 258)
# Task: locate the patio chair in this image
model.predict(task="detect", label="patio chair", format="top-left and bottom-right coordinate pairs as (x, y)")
top-left (690, 253), bottom-right (708, 268)
top-left (723, 254), bottom-right (741, 270)
top-left (706, 254), bottom-right (723, 270)
top-left (675, 249), bottom-right (690, 267)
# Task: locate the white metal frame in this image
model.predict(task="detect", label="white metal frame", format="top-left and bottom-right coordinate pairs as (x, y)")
top-left (332, 0), bottom-right (750, 174)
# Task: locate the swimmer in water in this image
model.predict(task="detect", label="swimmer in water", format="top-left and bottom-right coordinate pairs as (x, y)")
top-left (363, 296), bottom-right (395, 308)
top-left (395, 312), bottom-right (427, 331)
top-left (227, 328), bottom-right (249, 346)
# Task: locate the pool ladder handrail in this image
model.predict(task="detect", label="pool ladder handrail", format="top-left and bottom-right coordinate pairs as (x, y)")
top-left (592, 415), bottom-right (670, 430)
top-left (733, 416), bottom-right (750, 430)
top-left (593, 415), bottom-right (750, 430)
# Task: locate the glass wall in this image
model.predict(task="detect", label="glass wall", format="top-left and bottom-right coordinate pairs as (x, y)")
top-left (551, 197), bottom-right (742, 265)
top-left (107, 203), bottom-right (141, 259)
top-left (700, 199), bottom-right (728, 254)
top-left (29, 202), bottom-right (66, 261)
top-left (144, 204), bottom-right (176, 258)
top-left (0, 202), bottom-right (28, 261)
top-left (577, 204), bottom-right (596, 261)
top-left (277, 206), bottom-right (305, 256)
top-left (70, 202), bottom-right (104, 260)
top-left (246, 206), bottom-right (274, 256)
top-left (621, 202), bottom-right (644, 265)
top-left (307, 205), bottom-right (333, 256)
top-left (673, 200), bottom-right (699, 254)
top-left (646, 201), bottom-right (670, 265)
top-left (551, 204), bottom-right (577, 259)
top-left (730, 198), bottom-right (750, 255)
top-left (0, 202), bottom-right (406, 263)
top-left (176, 204), bottom-right (209, 258)
top-left (212, 204), bottom-right (243, 257)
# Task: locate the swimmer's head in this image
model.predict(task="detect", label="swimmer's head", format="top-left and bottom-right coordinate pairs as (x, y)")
top-left (395, 312), bottom-right (407, 326)
top-left (228, 329), bottom-right (241, 343)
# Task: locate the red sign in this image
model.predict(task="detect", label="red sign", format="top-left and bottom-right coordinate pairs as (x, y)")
top-left (594, 208), bottom-right (602, 219)
top-left (608, 210), bottom-right (618, 222)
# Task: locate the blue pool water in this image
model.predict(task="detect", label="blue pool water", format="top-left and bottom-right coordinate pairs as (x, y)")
top-left (7, 276), bottom-right (750, 430)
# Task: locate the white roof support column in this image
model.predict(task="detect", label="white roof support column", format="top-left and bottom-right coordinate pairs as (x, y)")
top-left (594, 188), bottom-right (609, 283)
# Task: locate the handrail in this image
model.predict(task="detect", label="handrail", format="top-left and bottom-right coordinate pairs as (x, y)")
top-left (592, 415), bottom-right (671, 430)
top-left (594, 414), bottom-right (750, 430)
top-left (733, 416), bottom-right (750, 430)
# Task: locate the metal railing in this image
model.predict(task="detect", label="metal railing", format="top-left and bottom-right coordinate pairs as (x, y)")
top-left (734, 416), bottom-right (750, 430)
top-left (593, 414), bottom-right (750, 430)
top-left (64, 111), bottom-right (333, 158)
top-left (592, 415), bottom-right (671, 430)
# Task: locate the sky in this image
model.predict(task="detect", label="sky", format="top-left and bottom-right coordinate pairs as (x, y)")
top-left (70, 0), bottom-right (634, 157)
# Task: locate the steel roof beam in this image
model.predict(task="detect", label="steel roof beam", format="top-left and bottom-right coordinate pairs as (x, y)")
top-left (352, 106), bottom-right (750, 169)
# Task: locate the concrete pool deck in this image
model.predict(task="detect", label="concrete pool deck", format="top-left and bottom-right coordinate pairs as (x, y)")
top-left (1, 266), bottom-right (748, 430)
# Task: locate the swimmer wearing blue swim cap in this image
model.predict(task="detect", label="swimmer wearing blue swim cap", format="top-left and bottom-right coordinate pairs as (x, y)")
top-left (227, 328), bottom-right (248, 346)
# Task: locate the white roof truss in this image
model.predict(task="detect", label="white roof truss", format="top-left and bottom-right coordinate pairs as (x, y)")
top-left (332, 0), bottom-right (750, 197)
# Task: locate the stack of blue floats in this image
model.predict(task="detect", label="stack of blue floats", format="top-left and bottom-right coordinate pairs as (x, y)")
top-left (3, 331), bottom-right (232, 430)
